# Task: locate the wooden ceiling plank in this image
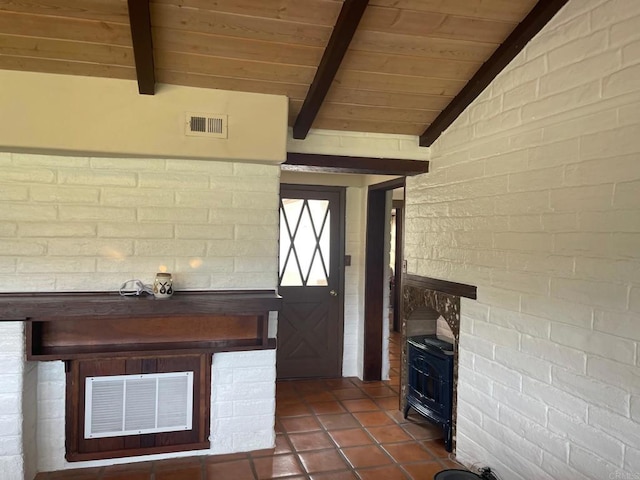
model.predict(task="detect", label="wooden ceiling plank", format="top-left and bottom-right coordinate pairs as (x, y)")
top-left (360, 6), bottom-right (517, 44)
top-left (335, 70), bottom-right (466, 97)
top-left (0, 34), bottom-right (134, 67)
top-left (318, 102), bottom-right (440, 124)
top-left (155, 51), bottom-right (316, 85)
top-left (0, 0), bottom-right (129, 24)
top-left (0, 54), bottom-right (136, 79)
top-left (151, 0), bottom-right (342, 27)
top-left (283, 153), bottom-right (429, 176)
top-left (367, 0), bottom-right (537, 23)
top-left (292, 0), bottom-right (369, 139)
top-left (0, 10), bottom-right (132, 46)
top-left (127, 0), bottom-right (155, 94)
top-left (350, 30), bottom-right (497, 62)
top-left (420, 0), bottom-right (569, 146)
top-left (153, 28), bottom-right (323, 67)
top-left (326, 87), bottom-right (453, 111)
top-left (341, 49), bottom-right (481, 80)
top-left (156, 70), bottom-right (310, 100)
top-left (151, 4), bottom-right (332, 48)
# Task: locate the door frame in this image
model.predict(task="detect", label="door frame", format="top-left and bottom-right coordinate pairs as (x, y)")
top-left (278, 183), bottom-right (346, 378)
top-left (363, 177), bottom-right (405, 381)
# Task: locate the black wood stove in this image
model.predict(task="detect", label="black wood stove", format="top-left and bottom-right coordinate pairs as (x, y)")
top-left (404, 335), bottom-right (454, 451)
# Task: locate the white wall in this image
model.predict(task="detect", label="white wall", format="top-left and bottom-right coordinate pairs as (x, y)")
top-left (0, 70), bottom-right (287, 163)
top-left (0, 152), bottom-right (281, 477)
top-left (405, 0), bottom-right (640, 478)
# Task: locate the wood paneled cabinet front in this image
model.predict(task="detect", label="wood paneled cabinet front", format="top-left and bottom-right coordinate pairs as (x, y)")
top-left (65, 354), bottom-right (211, 462)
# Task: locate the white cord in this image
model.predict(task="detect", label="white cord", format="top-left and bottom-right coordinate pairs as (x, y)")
top-left (119, 279), bottom-right (154, 296)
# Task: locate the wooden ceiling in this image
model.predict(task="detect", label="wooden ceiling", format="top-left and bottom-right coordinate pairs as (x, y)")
top-left (0, 0), bottom-right (567, 146)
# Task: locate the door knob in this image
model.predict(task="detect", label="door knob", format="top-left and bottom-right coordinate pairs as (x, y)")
top-left (329, 290), bottom-right (338, 297)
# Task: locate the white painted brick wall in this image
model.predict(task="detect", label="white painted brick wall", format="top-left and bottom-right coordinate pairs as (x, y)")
top-left (406, 0), bottom-right (640, 478)
top-left (0, 154), bottom-right (280, 476)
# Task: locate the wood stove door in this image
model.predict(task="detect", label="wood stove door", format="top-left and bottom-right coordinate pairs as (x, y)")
top-left (277, 185), bottom-right (345, 378)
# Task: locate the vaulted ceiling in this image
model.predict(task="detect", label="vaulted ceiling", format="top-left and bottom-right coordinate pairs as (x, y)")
top-left (0, 0), bottom-right (567, 146)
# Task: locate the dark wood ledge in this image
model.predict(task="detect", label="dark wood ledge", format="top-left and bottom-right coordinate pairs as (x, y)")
top-left (0, 289), bottom-right (282, 321)
top-left (0, 290), bottom-right (281, 361)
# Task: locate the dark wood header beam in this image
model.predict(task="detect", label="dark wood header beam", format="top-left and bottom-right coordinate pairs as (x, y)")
top-left (292, 0), bottom-right (369, 139)
top-left (127, 0), bottom-right (156, 95)
top-left (283, 152), bottom-right (428, 176)
top-left (419, 0), bottom-right (569, 147)
top-left (404, 274), bottom-right (477, 300)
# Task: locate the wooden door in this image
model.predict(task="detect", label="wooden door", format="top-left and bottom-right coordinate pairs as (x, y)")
top-left (277, 185), bottom-right (345, 379)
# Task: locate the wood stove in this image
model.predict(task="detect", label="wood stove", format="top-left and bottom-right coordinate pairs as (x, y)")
top-left (404, 334), bottom-right (454, 451)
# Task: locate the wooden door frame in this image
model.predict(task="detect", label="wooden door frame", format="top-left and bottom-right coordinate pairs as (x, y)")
top-left (278, 184), bottom-right (346, 378)
top-left (363, 177), bottom-right (405, 381)
top-left (392, 200), bottom-right (404, 333)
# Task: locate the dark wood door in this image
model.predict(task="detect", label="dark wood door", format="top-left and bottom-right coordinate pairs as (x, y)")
top-left (277, 185), bottom-right (345, 379)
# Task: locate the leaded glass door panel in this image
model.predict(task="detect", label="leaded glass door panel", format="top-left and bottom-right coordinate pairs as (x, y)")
top-left (277, 185), bottom-right (345, 379)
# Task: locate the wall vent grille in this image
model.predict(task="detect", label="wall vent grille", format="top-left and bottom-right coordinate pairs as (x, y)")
top-left (84, 372), bottom-right (193, 439)
top-left (185, 112), bottom-right (227, 138)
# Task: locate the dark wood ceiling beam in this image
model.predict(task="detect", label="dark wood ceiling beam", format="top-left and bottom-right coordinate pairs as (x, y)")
top-left (419, 0), bottom-right (569, 147)
top-left (283, 152), bottom-right (428, 176)
top-left (127, 0), bottom-right (155, 95)
top-left (292, 0), bottom-right (369, 139)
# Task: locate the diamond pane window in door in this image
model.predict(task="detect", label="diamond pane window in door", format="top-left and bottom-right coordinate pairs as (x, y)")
top-left (280, 198), bottom-right (330, 287)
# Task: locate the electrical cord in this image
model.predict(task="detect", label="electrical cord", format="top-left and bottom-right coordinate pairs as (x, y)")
top-left (119, 279), bottom-right (154, 297)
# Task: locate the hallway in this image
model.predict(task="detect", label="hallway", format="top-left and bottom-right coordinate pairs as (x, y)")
top-left (35, 333), bottom-right (463, 479)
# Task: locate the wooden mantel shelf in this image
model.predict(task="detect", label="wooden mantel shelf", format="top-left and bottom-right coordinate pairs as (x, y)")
top-left (0, 290), bottom-right (282, 321)
top-left (0, 290), bottom-right (281, 361)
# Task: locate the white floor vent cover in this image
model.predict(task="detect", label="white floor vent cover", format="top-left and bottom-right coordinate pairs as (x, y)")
top-left (85, 372), bottom-right (193, 439)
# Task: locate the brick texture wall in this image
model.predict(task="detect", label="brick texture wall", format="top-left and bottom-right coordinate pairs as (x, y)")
top-left (406, 1), bottom-right (640, 478)
top-left (0, 153), bottom-right (280, 477)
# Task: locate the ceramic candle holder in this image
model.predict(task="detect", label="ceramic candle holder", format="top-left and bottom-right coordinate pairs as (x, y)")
top-left (153, 273), bottom-right (173, 299)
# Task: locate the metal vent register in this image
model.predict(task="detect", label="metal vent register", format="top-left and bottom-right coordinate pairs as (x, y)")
top-left (185, 112), bottom-right (227, 138)
top-left (85, 372), bottom-right (193, 439)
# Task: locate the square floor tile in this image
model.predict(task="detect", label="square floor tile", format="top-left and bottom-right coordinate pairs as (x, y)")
top-left (102, 474), bottom-right (148, 480)
top-left (280, 415), bottom-right (322, 433)
top-left (310, 471), bottom-right (358, 480)
top-left (402, 421), bottom-right (442, 440)
top-left (317, 413), bottom-right (359, 430)
top-left (421, 440), bottom-right (450, 458)
top-left (155, 467), bottom-right (202, 480)
top-left (329, 428), bottom-right (375, 448)
top-left (49, 469), bottom-right (102, 480)
top-left (253, 454), bottom-right (304, 479)
top-left (342, 399), bottom-right (380, 413)
top-left (361, 385), bottom-right (396, 398)
top-left (402, 461), bottom-right (445, 480)
top-left (382, 442), bottom-right (434, 464)
top-left (277, 402), bottom-right (313, 417)
top-left (205, 459), bottom-right (255, 480)
top-left (309, 400), bottom-right (346, 415)
top-left (289, 431), bottom-right (334, 452)
top-left (366, 425), bottom-right (412, 444)
top-left (324, 378), bottom-right (357, 389)
top-left (298, 449), bottom-right (349, 473)
top-left (341, 445), bottom-right (393, 469)
top-left (375, 397), bottom-right (400, 411)
top-left (333, 388), bottom-right (368, 400)
top-left (251, 435), bottom-right (292, 457)
top-left (353, 411), bottom-right (395, 427)
top-left (303, 391), bottom-right (337, 403)
top-left (356, 465), bottom-right (409, 480)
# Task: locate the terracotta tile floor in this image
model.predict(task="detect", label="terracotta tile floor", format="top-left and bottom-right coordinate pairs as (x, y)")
top-left (35, 332), bottom-right (464, 479)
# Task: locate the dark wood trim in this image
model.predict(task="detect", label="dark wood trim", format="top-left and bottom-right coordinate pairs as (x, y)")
top-left (363, 188), bottom-right (386, 381)
top-left (368, 177), bottom-right (405, 192)
top-left (283, 153), bottom-right (429, 176)
top-left (127, 0), bottom-right (155, 95)
top-left (364, 178), bottom-right (405, 380)
top-left (419, 0), bottom-right (569, 147)
top-left (292, 0), bottom-right (369, 139)
top-left (0, 290), bottom-right (281, 321)
top-left (404, 274), bottom-right (477, 300)
top-left (392, 200), bottom-right (404, 333)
